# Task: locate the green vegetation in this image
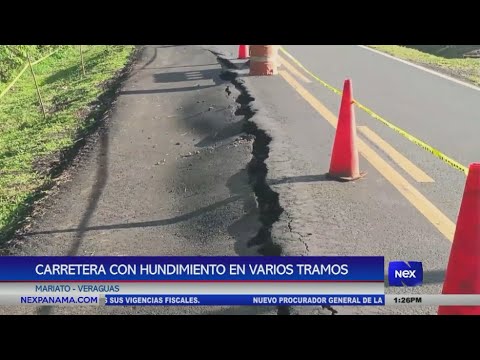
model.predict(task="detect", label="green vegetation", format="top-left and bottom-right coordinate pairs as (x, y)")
top-left (402, 45), bottom-right (480, 59)
top-left (0, 46), bottom-right (60, 83)
top-left (0, 45), bottom-right (135, 243)
top-left (370, 45), bottom-right (480, 86)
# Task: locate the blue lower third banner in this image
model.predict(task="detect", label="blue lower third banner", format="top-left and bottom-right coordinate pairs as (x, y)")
top-left (0, 256), bottom-right (384, 282)
top-left (105, 294), bottom-right (385, 306)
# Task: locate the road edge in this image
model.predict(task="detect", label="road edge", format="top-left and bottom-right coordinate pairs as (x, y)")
top-left (1, 46), bottom-right (141, 253)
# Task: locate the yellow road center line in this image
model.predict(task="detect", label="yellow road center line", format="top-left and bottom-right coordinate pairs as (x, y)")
top-left (279, 46), bottom-right (469, 176)
top-left (358, 126), bottom-right (434, 183)
top-left (279, 69), bottom-right (455, 241)
top-left (278, 56), bottom-right (311, 83)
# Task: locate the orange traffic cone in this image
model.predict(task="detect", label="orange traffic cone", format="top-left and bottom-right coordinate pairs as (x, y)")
top-left (327, 79), bottom-right (365, 181)
top-left (238, 45), bottom-right (249, 59)
top-left (438, 163), bottom-right (480, 315)
top-left (249, 45), bottom-right (278, 76)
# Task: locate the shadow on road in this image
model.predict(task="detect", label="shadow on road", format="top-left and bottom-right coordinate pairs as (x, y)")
top-left (119, 85), bottom-right (217, 95)
top-left (268, 174), bottom-right (335, 186)
top-left (25, 173), bottom-right (336, 238)
top-left (38, 129), bottom-right (110, 315)
top-left (123, 63), bottom-right (227, 96)
top-left (143, 64), bottom-right (219, 70)
top-left (25, 195), bottom-right (244, 236)
top-left (154, 69), bottom-right (223, 84)
top-left (67, 129), bottom-right (109, 256)
top-left (141, 47), bottom-right (158, 70)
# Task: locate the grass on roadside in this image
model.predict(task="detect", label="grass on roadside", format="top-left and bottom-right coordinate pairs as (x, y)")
top-left (0, 45), bottom-right (135, 243)
top-left (369, 45), bottom-right (480, 86)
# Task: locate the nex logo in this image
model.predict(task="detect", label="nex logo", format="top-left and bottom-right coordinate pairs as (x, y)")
top-left (395, 270), bottom-right (416, 278)
top-left (388, 261), bottom-right (423, 287)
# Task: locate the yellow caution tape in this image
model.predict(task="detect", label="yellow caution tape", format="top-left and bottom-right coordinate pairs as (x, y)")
top-left (279, 46), bottom-right (469, 176)
top-left (0, 64), bottom-right (29, 100)
top-left (0, 48), bottom-right (60, 101)
top-left (31, 48), bottom-right (59, 66)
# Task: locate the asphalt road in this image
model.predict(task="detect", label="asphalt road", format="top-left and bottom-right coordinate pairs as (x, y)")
top-left (1, 45), bottom-right (277, 315)
top-left (280, 45), bottom-right (474, 224)
top-left (2, 45), bottom-right (476, 315)
top-left (210, 45), bottom-right (480, 315)
top-left (283, 45), bottom-right (480, 167)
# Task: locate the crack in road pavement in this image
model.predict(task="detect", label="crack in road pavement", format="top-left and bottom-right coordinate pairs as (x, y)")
top-left (216, 52), bottom-right (339, 316)
top-left (285, 210), bottom-right (310, 254)
top-left (217, 58), bottom-right (292, 316)
top-left (218, 69), bottom-right (283, 257)
top-left (285, 210), bottom-right (337, 315)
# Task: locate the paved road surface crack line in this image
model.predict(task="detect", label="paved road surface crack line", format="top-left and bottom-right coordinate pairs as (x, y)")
top-left (215, 51), bottom-right (343, 316)
top-left (216, 55), bottom-right (293, 315)
top-left (285, 210), bottom-right (309, 254)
